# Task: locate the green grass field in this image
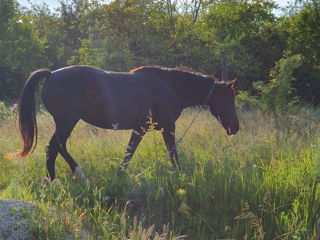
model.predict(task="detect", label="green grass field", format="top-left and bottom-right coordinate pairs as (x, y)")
top-left (1, 107), bottom-right (320, 239)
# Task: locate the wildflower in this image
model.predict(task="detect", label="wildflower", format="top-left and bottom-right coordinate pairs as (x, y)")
top-left (177, 188), bottom-right (186, 197)
top-left (10, 104), bottom-right (18, 112)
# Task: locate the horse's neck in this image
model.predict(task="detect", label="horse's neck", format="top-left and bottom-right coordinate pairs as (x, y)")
top-left (172, 72), bottom-right (213, 108)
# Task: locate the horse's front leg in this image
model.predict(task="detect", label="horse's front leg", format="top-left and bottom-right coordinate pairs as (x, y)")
top-left (162, 123), bottom-right (179, 167)
top-left (117, 128), bottom-right (145, 176)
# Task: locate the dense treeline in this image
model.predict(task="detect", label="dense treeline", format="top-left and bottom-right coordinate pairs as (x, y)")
top-left (0, 0), bottom-right (319, 105)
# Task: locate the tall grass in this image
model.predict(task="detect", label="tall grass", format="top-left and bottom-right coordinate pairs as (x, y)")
top-left (1, 106), bottom-right (320, 239)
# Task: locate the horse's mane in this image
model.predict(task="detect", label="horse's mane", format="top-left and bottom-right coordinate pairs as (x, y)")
top-left (130, 66), bottom-right (218, 82)
top-left (130, 65), bottom-right (200, 75)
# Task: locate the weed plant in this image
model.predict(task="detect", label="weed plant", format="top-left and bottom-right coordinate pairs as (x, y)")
top-left (1, 106), bottom-right (320, 239)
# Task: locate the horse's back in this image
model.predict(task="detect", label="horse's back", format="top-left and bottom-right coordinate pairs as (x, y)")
top-left (42, 65), bottom-right (181, 129)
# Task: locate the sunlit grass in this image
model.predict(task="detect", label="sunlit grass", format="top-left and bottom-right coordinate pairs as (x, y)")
top-left (1, 107), bottom-right (320, 239)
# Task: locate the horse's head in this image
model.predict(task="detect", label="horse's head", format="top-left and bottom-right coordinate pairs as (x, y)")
top-left (208, 79), bottom-right (239, 135)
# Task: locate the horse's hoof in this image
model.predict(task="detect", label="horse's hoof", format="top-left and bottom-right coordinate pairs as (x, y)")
top-left (116, 167), bottom-right (126, 177)
top-left (44, 176), bottom-right (61, 184)
top-left (73, 166), bottom-right (86, 180)
top-left (44, 176), bottom-right (51, 182)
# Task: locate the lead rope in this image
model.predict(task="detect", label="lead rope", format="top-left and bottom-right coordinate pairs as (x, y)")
top-left (165, 82), bottom-right (216, 158)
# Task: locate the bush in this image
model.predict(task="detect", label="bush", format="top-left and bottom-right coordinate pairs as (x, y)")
top-left (253, 54), bottom-right (302, 113)
top-left (236, 91), bottom-right (259, 110)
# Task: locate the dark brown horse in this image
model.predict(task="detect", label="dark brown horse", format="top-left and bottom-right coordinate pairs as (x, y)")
top-left (9, 65), bottom-right (239, 181)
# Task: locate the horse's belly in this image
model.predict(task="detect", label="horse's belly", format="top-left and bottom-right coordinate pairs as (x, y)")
top-left (81, 80), bottom-right (164, 129)
top-left (81, 101), bottom-right (149, 130)
top-left (82, 115), bottom-right (146, 130)
top-left (108, 106), bottom-right (150, 129)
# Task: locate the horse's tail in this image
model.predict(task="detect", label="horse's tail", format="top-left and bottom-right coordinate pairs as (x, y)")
top-left (7, 69), bottom-right (51, 161)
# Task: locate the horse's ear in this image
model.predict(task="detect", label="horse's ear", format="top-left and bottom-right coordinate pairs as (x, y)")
top-left (212, 76), bottom-right (219, 82)
top-left (227, 78), bottom-right (237, 86)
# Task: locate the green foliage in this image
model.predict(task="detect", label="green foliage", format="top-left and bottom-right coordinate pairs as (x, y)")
top-left (29, 3), bottom-right (63, 68)
top-left (287, 0), bottom-right (320, 67)
top-left (0, 0), bottom-right (48, 100)
top-left (254, 54), bottom-right (302, 113)
top-left (204, 0), bottom-right (284, 88)
top-left (0, 101), bottom-right (16, 121)
top-left (1, 0), bottom-right (320, 105)
top-left (235, 91), bottom-right (259, 110)
top-left (284, 0), bottom-right (320, 104)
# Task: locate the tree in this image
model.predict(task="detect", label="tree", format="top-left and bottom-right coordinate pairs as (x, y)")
top-left (0, 0), bottom-right (47, 100)
top-left (204, 0), bottom-right (284, 89)
top-left (285, 0), bottom-right (320, 103)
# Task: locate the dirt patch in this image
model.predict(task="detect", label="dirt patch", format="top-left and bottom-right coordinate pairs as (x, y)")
top-left (0, 198), bottom-right (35, 240)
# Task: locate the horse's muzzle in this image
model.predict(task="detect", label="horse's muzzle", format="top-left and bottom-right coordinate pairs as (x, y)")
top-left (226, 122), bottom-right (239, 135)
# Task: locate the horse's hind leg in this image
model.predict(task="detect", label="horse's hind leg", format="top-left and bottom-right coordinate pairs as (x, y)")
top-left (46, 134), bottom-right (60, 181)
top-left (46, 118), bottom-right (85, 181)
top-left (57, 119), bottom-right (86, 180)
